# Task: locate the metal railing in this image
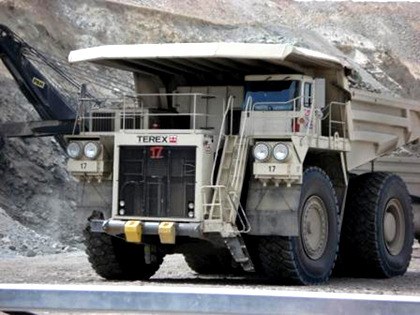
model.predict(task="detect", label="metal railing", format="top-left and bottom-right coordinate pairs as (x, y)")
top-left (201, 185), bottom-right (250, 232)
top-left (201, 185), bottom-right (234, 222)
top-left (247, 96), bottom-right (313, 135)
top-left (75, 92), bottom-right (219, 133)
top-left (211, 95), bottom-right (235, 184)
top-left (203, 96), bottom-right (252, 232)
top-left (326, 101), bottom-right (348, 139)
top-left (320, 101), bottom-right (348, 149)
top-left (247, 96), bottom-right (349, 144)
top-left (229, 190), bottom-right (251, 233)
top-left (230, 97), bottom-right (252, 193)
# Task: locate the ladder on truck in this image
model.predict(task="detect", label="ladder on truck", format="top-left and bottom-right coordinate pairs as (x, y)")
top-left (202, 96), bottom-right (254, 272)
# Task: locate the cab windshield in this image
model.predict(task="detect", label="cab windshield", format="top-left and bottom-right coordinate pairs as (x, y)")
top-left (243, 80), bottom-right (300, 111)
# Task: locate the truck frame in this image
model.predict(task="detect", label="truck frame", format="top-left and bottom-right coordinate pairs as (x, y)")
top-left (65, 43), bottom-right (420, 284)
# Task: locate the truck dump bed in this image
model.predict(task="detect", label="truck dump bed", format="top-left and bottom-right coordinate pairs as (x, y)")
top-left (346, 89), bottom-right (420, 170)
top-left (68, 42), bottom-right (420, 171)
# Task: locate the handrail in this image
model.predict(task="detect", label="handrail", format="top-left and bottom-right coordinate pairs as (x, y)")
top-left (80, 92), bottom-right (215, 102)
top-left (74, 92), bottom-right (86, 134)
top-left (193, 94), bottom-right (197, 129)
top-left (250, 95), bottom-right (303, 111)
top-left (305, 98), bottom-right (316, 138)
top-left (201, 185), bottom-right (228, 221)
top-left (211, 95), bottom-right (235, 184)
top-left (229, 191), bottom-right (251, 233)
top-left (84, 112), bottom-right (215, 118)
top-left (201, 185), bottom-right (248, 229)
top-left (246, 95), bottom-right (349, 140)
top-left (201, 184), bottom-right (251, 232)
top-left (78, 92), bottom-right (220, 133)
top-left (203, 97), bottom-right (250, 227)
top-left (122, 94), bottom-right (127, 130)
top-left (230, 97), bottom-right (253, 191)
top-left (248, 96), bottom-right (304, 133)
top-left (327, 101), bottom-right (347, 138)
top-left (251, 95), bottom-right (303, 110)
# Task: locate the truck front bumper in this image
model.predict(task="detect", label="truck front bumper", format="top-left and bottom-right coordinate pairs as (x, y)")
top-left (90, 219), bottom-right (203, 244)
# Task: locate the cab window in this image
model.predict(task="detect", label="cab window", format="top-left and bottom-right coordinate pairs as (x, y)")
top-left (243, 80), bottom-right (300, 111)
top-left (304, 82), bottom-right (312, 107)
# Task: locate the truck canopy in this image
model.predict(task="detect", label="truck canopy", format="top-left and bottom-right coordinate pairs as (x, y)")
top-left (68, 43), bottom-right (344, 76)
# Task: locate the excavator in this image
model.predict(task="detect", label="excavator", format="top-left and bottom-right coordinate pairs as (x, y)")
top-left (0, 24), bottom-right (82, 149)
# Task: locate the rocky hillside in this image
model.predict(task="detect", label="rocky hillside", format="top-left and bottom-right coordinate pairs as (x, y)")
top-left (0, 0), bottom-right (418, 257)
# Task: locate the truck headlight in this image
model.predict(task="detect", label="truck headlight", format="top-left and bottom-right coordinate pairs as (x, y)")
top-left (84, 142), bottom-right (101, 159)
top-left (273, 143), bottom-right (289, 161)
top-left (66, 142), bottom-right (82, 159)
top-left (253, 143), bottom-right (270, 161)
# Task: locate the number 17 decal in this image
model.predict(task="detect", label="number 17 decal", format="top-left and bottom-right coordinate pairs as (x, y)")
top-left (150, 146), bottom-right (164, 159)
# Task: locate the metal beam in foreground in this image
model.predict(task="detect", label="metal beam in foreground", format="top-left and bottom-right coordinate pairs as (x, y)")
top-left (1, 284), bottom-right (420, 314)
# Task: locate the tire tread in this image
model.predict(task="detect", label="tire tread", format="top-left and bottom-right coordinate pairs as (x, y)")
top-left (84, 223), bottom-right (163, 280)
top-left (255, 167), bottom-right (339, 285)
top-left (339, 172), bottom-right (413, 277)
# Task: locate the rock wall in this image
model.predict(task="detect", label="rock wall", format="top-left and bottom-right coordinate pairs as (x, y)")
top-left (0, 0), bottom-right (418, 256)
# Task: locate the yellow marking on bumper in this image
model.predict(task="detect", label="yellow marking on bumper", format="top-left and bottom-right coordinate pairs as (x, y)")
top-left (124, 221), bottom-right (142, 243)
top-left (158, 222), bottom-right (176, 244)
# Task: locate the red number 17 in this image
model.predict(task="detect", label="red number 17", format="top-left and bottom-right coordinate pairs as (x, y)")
top-left (150, 146), bottom-right (164, 159)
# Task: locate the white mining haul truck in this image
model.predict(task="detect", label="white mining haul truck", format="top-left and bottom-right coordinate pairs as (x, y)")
top-left (65, 43), bottom-right (420, 285)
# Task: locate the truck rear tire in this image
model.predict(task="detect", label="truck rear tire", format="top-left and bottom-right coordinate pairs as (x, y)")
top-left (252, 167), bottom-right (339, 284)
top-left (84, 215), bottom-right (164, 280)
top-left (338, 172), bottom-right (413, 277)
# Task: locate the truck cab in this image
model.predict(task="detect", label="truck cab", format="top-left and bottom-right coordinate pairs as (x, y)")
top-left (243, 74), bottom-right (324, 135)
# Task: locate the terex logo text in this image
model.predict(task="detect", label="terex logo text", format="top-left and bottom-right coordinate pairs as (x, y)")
top-left (137, 135), bottom-right (178, 144)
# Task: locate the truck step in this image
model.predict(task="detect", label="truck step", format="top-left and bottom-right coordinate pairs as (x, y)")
top-left (224, 235), bottom-right (255, 272)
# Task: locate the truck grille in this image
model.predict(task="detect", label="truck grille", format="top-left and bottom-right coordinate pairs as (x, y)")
top-left (118, 146), bottom-right (196, 218)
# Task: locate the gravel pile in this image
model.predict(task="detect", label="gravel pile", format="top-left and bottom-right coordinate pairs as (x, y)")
top-left (0, 207), bottom-right (78, 258)
top-left (392, 143), bottom-right (420, 158)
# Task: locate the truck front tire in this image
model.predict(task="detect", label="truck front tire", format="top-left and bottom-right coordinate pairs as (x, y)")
top-left (252, 167), bottom-right (339, 284)
top-left (338, 172), bottom-right (413, 277)
top-left (183, 241), bottom-right (239, 275)
top-left (84, 213), bottom-right (164, 280)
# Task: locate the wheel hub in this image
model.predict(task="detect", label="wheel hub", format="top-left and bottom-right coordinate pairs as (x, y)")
top-left (384, 212), bottom-right (397, 242)
top-left (301, 196), bottom-right (328, 260)
top-left (383, 198), bottom-right (405, 256)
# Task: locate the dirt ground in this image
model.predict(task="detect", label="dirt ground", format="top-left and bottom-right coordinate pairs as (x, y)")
top-left (1, 244), bottom-right (420, 296)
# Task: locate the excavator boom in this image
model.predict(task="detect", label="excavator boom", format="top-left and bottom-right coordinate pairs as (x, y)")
top-left (0, 24), bottom-right (78, 149)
